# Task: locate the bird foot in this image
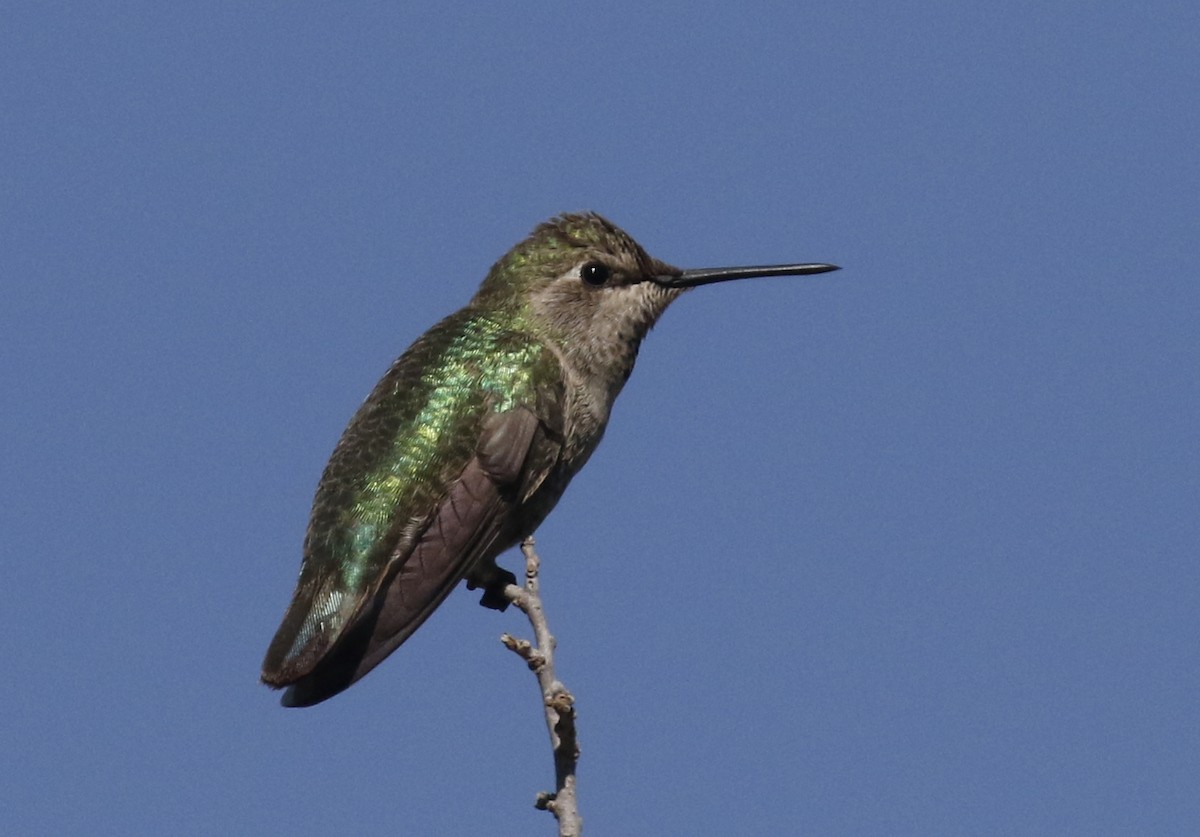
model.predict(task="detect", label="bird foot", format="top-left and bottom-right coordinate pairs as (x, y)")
top-left (466, 562), bottom-right (517, 611)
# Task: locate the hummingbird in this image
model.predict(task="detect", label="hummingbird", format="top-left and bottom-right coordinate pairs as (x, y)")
top-left (261, 212), bottom-right (837, 707)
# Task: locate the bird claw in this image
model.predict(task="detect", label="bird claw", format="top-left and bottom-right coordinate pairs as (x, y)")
top-left (466, 562), bottom-right (517, 611)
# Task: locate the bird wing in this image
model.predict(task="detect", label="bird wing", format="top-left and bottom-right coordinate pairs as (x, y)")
top-left (260, 312), bottom-right (564, 705)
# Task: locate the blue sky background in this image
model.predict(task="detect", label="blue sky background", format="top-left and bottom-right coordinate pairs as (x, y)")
top-left (4, 3), bottom-right (1197, 834)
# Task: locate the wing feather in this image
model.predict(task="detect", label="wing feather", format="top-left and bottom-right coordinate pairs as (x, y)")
top-left (261, 311), bottom-right (565, 704)
top-left (276, 407), bottom-right (548, 706)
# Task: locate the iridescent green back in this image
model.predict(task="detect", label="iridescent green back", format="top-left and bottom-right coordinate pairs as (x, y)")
top-left (262, 307), bottom-right (560, 679)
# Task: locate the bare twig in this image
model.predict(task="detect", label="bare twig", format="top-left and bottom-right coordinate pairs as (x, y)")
top-left (501, 537), bottom-right (582, 837)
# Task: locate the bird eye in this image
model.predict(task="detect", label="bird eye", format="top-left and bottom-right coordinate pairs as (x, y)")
top-left (579, 262), bottom-right (611, 287)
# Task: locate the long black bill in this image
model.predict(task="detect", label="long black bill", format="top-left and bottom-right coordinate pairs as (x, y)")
top-left (654, 262), bottom-right (840, 288)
